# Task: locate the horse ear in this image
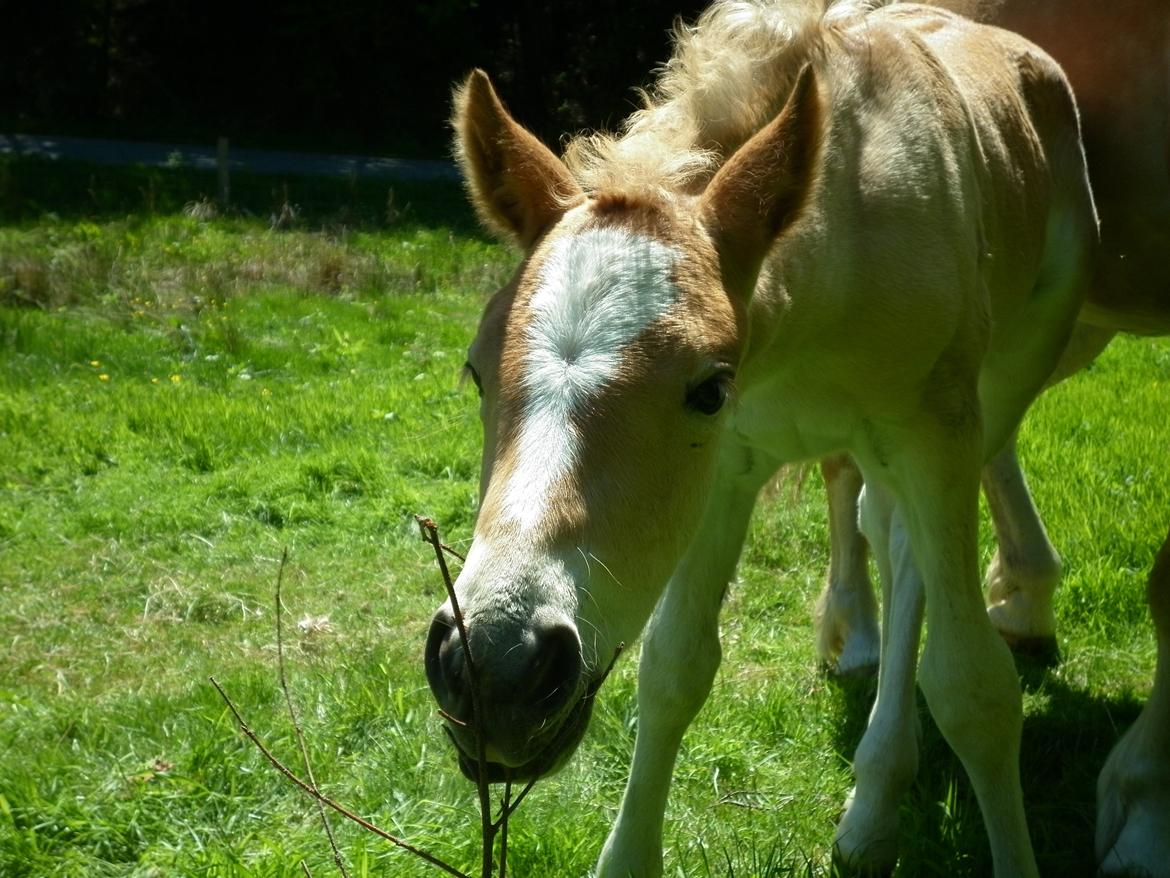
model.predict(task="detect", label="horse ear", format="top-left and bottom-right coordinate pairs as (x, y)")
top-left (700, 65), bottom-right (823, 295)
top-left (453, 70), bottom-right (583, 249)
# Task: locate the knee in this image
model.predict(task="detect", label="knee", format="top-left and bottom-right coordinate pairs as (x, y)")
top-left (918, 636), bottom-right (1022, 755)
top-left (639, 615), bottom-right (722, 719)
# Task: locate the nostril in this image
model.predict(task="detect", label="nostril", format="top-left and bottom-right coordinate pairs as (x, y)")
top-left (425, 608), bottom-right (469, 715)
top-left (523, 623), bottom-right (582, 710)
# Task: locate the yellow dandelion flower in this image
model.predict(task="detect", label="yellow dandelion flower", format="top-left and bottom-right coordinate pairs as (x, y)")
top-left (90, 360), bottom-right (100, 367)
top-left (99, 374), bottom-right (110, 382)
top-left (170, 374), bottom-right (182, 384)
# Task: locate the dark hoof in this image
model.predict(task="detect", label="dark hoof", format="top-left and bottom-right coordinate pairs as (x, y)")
top-left (1001, 633), bottom-right (1060, 667)
top-left (821, 658), bottom-right (879, 680)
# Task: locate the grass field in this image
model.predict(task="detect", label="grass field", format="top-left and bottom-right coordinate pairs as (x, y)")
top-left (1, 157), bottom-right (1167, 877)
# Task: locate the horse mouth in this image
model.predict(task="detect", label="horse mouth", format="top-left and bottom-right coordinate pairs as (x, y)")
top-left (445, 688), bottom-right (597, 783)
top-left (442, 653), bottom-right (622, 783)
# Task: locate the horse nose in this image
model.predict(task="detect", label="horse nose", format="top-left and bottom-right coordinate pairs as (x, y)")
top-left (424, 606), bottom-right (582, 724)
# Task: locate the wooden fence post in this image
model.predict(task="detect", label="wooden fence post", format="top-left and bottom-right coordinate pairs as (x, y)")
top-left (217, 136), bottom-right (230, 207)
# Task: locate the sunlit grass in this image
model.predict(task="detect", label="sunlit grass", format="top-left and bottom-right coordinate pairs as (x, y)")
top-left (0, 171), bottom-right (1167, 876)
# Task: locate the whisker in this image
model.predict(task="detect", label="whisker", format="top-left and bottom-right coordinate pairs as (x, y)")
top-left (587, 551), bottom-right (627, 592)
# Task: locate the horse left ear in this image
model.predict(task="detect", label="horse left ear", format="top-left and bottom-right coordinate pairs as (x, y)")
top-left (453, 70), bottom-right (584, 249)
top-left (700, 64), bottom-right (823, 295)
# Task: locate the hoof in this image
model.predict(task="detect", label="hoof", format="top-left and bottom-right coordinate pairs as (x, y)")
top-left (833, 791), bottom-right (899, 878)
top-left (832, 841), bottom-right (896, 878)
top-left (822, 654), bottom-right (879, 679)
top-left (829, 659), bottom-right (879, 679)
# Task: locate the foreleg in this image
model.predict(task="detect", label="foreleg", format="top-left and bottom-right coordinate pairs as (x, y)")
top-left (595, 447), bottom-right (777, 878)
top-left (833, 481), bottom-right (924, 873)
top-left (895, 427), bottom-right (1038, 878)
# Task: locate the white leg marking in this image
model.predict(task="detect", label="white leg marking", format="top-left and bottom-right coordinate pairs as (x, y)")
top-left (982, 323), bottom-right (1114, 649)
top-left (504, 226), bottom-right (680, 530)
top-left (834, 483), bottom-right (922, 873)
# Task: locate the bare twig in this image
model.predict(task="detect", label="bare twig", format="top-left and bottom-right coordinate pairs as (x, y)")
top-left (217, 520), bottom-right (616, 878)
top-left (210, 675), bottom-right (472, 878)
top-left (438, 708), bottom-right (469, 728)
top-left (499, 781), bottom-right (511, 878)
top-left (439, 542), bottom-right (467, 563)
top-left (413, 516), bottom-right (630, 875)
top-left (494, 777), bottom-right (538, 828)
top-left (415, 516), bottom-right (497, 876)
top-left (274, 548), bottom-right (350, 878)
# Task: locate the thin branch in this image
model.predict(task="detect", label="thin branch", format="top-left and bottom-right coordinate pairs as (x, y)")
top-left (494, 777), bottom-right (538, 829)
top-left (415, 516), bottom-right (498, 876)
top-left (499, 781), bottom-right (511, 878)
top-left (274, 548), bottom-right (351, 878)
top-left (209, 676), bottom-right (472, 878)
top-left (439, 542), bottom-right (467, 563)
top-left (438, 708), bottom-right (469, 728)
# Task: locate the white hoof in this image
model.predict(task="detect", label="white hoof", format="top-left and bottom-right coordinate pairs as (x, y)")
top-left (833, 788), bottom-right (900, 876)
top-left (1096, 722), bottom-right (1170, 877)
top-left (815, 581), bottom-right (880, 676)
top-left (985, 551), bottom-right (1059, 648)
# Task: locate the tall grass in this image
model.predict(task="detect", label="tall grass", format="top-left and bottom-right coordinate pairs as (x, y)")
top-left (0, 158), bottom-right (1167, 876)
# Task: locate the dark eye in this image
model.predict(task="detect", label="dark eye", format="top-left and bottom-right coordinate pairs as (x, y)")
top-left (686, 372), bottom-right (733, 415)
top-left (463, 362), bottom-right (483, 397)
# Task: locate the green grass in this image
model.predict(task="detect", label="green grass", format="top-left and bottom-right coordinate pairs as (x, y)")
top-left (1, 158), bottom-right (1167, 877)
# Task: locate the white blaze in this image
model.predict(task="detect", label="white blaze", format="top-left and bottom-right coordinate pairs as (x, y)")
top-left (503, 225), bottom-right (680, 529)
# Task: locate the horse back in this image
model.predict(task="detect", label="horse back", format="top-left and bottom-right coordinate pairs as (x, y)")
top-left (930, 0), bottom-right (1170, 333)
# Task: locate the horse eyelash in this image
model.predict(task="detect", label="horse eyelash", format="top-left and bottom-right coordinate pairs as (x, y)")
top-left (461, 362), bottom-right (483, 394)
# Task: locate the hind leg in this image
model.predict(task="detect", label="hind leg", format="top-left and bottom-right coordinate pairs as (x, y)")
top-left (1096, 525), bottom-right (1170, 877)
top-left (984, 324), bottom-right (1114, 656)
top-left (815, 454), bottom-right (881, 675)
top-left (983, 435), bottom-right (1062, 655)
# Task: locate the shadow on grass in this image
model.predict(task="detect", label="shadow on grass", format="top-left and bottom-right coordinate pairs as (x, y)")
top-left (824, 648), bottom-right (1146, 877)
top-left (0, 155), bottom-right (483, 235)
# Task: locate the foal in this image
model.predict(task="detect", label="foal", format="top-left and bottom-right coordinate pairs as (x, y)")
top-left (425, 2), bottom-right (1099, 874)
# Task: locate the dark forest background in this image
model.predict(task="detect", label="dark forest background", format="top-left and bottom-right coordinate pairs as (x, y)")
top-left (0, 0), bottom-right (710, 158)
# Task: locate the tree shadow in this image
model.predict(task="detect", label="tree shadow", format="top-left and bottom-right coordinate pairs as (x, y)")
top-left (0, 156), bottom-right (485, 235)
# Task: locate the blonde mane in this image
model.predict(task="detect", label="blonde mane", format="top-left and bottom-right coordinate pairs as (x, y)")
top-left (562, 0), bottom-right (880, 197)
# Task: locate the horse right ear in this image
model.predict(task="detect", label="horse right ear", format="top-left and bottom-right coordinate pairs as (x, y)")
top-left (453, 70), bottom-right (583, 249)
top-left (700, 65), bottom-right (822, 296)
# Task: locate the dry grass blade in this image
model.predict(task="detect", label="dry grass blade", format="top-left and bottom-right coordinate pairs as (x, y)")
top-left (273, 548), bottom-right (351, 878)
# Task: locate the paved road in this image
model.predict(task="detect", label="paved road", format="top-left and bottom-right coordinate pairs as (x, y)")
top-left (0, 133), bottom-right (458, 182)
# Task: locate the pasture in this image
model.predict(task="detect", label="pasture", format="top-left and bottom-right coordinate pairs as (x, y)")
top-left (1, 158), bottom-right (1167, 877)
